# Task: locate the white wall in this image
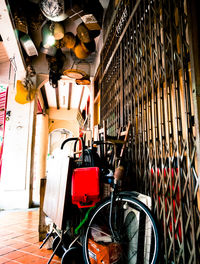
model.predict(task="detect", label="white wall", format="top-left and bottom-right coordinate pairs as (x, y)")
top-left (0, 0), bottom-right (36, 210)
top-left (0, 76), bottom-right (35, 209)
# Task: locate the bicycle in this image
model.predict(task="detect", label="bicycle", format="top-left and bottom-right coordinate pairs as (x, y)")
top-left (46, 135), bottom-right (159, 264)
top-left (82, 165), bottom-right (159, 264)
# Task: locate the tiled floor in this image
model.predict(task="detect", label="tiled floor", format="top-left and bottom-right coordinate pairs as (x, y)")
top-left (0, 209), bottom-right (61, 264)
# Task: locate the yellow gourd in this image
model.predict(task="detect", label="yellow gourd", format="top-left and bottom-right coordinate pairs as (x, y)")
top-left (15, 80), bottom-right (36, 104)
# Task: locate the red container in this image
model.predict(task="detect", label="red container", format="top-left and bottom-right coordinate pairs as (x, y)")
top-left (71, 167), bottom-right (100, 208)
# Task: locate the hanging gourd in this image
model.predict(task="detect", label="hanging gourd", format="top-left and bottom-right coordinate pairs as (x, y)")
top-left (61, 32), bottom-right (76, 49)
top-left (15, 65), bottom-right (36, 104)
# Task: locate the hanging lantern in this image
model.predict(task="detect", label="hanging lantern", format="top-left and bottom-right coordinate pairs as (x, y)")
top-left (41, 21), bottom-right (55, 49)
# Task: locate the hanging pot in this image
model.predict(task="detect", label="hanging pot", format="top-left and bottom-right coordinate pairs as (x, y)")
top-left (81, 14), bottom-right (101, 31)
top-left (73, 42), bottom-right (90, 59)
top-left (39, 0), bottom-right (68, 22)
top-left (83, 0), bottom-right (104, 29)
top-left (53, 22), bottom-right (65, 40)
top-left (89, 29), bottom-right (101, 39)
top-left (40, 42), bottom-right (57, 56)
top-left (77, 22), bottom-right (91, 43)
top-left (63, 60), bottom-right (90, 79)
top-left (75, 75), bottom-right (91, 85)
top-left (81, 39), bottom-right (96, 53)
top-left (41, 21), bottom-right (56, 49)
top-left (63, 69), bottom-right (87, 79)
top-left (61, 32), bottom-right (76, 49)
top-left (20, 34), bottom-right (38, 56)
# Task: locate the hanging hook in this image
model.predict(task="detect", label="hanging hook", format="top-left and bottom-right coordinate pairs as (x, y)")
top-left (9, 56), bottom-right (17, 90)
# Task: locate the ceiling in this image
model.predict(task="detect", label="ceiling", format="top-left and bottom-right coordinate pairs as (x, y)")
top-left (37, 75), bottom-right (91, 112)
top-left (0, 0), bottom-right (110, 112)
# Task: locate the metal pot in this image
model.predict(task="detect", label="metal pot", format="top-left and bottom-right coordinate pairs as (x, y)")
top-left (39, 0), bottom-right (68, 22)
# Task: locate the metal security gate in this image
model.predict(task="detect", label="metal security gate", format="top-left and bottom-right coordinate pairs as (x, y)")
top-left (98, 0), bottom-right (200, 263)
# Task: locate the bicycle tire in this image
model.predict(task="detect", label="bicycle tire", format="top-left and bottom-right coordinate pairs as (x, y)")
top-left (83, 194), bottom-right (159, 264)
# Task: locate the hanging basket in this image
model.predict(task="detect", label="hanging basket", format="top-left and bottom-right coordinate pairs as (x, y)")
top-left (63, 69), bottom-right (87, 79)
top-left (63, 61), bottom-right (90, 80)
top-left (75, 75), bottom-right (91, 85)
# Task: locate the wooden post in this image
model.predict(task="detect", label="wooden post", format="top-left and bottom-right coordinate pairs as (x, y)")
top-left (39, 178), bottom-right (48, 241)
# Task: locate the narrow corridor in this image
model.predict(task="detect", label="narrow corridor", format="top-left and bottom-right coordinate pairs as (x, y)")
top-left (0, 209), bottom-right (61, 263)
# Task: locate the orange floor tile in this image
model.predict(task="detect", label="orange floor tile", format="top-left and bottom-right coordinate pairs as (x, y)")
top-left (0, 209), bottom-right (61, 264)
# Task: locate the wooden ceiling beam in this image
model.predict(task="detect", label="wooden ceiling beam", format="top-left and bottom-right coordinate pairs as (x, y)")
top-left (78, 86), bottom-right (85, 111)
top-left (67, 82), bottom-right (72, 110)
top-left (36, 75), bottom-right (49, 110)
top-left (40, 85), bottom-right (49, 110)
top-left (55, 86), bottom-right (60, 110)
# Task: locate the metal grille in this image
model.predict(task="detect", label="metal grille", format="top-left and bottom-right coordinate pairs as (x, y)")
top-left (99, 0), bottom-right (200, 263)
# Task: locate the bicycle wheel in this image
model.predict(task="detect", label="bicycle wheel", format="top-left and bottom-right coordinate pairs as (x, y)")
top-left (83, 194), bottom-right (159, 264)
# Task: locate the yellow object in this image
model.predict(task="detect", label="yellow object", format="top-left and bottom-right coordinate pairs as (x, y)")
top-left (15, 80), bottom-right (36, 104)
top-left (77, 23), bottom-right (91, 43)
top-left (62, 32), bottom-right (76, 49)
top-left (63, 69), bottom-right (87, 79)
top-left (81, 14), bottom-right (101, 31)
top-left (75, 76), bottom-right (91, 85)
top-left (73, 43), bottom-right (90, 59)
top-left (53, 22), bottom-right (64, 40)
